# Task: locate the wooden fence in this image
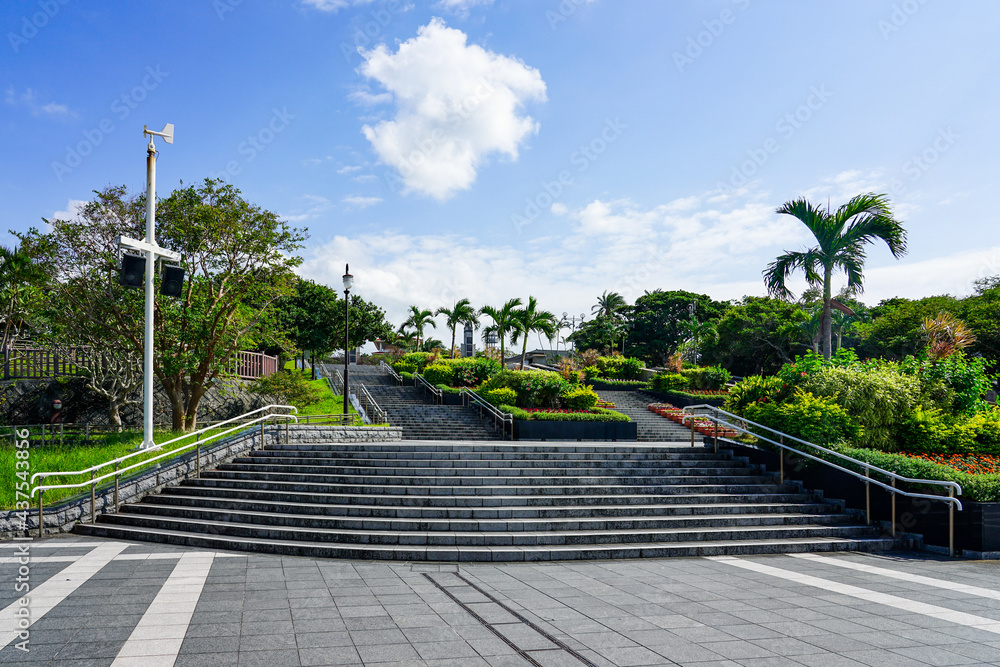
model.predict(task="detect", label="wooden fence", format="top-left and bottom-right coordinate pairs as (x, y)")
top-left (3, 347), bottom-right (279, 381)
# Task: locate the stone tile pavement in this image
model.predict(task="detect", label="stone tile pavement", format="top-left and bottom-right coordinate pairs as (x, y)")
top-left (1, 536), bottom-right (999, 666)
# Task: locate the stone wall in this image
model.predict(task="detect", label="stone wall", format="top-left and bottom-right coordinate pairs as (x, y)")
top-left (0, 424), bottom-right (402, 539)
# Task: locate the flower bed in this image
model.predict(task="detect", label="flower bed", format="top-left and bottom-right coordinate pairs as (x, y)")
top-left (502, 405), bottom-right (630, 422)
top-left (902, 453), bottom-right (1000, 476)
top-left (647, 403), bottom-right (741, 437)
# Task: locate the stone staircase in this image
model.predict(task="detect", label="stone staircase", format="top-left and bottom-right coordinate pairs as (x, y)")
top-left (324, 363), bottom-right (502, 441)
top-left (76, 440), bottom-right (895, 560)
top-left (596, 389), bottom-right (695, 442)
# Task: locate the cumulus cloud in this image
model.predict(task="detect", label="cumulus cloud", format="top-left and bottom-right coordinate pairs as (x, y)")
top-left (51, 199), bottom-right (87, 222)
top-left (358, 19), bottom-right (546, 200)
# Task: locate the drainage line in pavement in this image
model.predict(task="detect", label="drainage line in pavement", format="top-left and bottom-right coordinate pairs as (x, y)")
top-left (423, 573), bottom-right (546, 667)
top-left (455, 572), bottom-right (599, 667)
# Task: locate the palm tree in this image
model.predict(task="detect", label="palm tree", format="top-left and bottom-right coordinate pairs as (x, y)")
top-left (403, 305), bottom-right (436, 349)
top-left (512, 296), bottom-right (558, 369)
top-left (592, 291), bottom-right (628, 320)
top-left (764, 193), bottom-right (906, 359)
top-left (435, 299), bottom-right (479, 358)
top-left (680, 316), bottom-right (718, 363)
top-left (480, 298), bottom-right (521, 368)
top-left (393, 326), bottom-right (418, 351)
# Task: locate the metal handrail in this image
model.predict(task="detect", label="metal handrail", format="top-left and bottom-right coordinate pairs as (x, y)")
top-left (30, 404), bottom-right (298, 537)
top-left (460, 387), bottom-right (513, 440)
top-left (682, 403), bottom-right (964, 555)
top-left (359, 383), bottom-right (388, 425)
top-left (380, 360), bottom-right (402, 384)
top-left (414, 373), bottom-right (443, 403)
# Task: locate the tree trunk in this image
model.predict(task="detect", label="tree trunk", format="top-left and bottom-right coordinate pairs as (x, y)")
top-left (311, 350), bottom-right (316, 380)
top-left (450, 327), bottom-right (457, 359)
top-left (822, 267), bottom-right (833, 360)
top-left (108, 400), bottom-right (122, 428)
top-left (520, 336), bottom-right (529, 370)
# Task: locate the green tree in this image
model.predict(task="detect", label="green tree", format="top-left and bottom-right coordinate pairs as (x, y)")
top-left (0, 242), bottom-right (49, 348)
top-left (960, 277), bottom-right (1000, 365)
top-left (480, 298), bottom-right (522, 367)
top-left (855, 295), bottom-right (961, 360)
top-left (23, 180), bottom-right (306, 431)
top-left (700, 297), bottom-right (809, 376)
top-left (567, 316), bottom-right (622, 354)
top-left (592, 291), bottom-right (628, 319)
top-left (627, 289), bottom-right (728, 365)
top-left (277, 277), bottom-right (341, 378)
top-left (435, 298), bottom-right (479, 357)
top-left (512, 295), bottom-right (558, 368)
top-left (403, 306), bottom-right (436, 349)
top-left (764, 193), bottom-right (907, 360)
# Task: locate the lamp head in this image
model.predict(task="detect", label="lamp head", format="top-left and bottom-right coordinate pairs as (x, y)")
top-left (343, 264), bottom-right (354, 291)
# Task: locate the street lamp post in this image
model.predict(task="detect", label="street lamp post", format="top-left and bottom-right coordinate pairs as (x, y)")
top-left (119, 123), bottom-right (178, 450)
top-left (342, 264), bottom-right (353, 417)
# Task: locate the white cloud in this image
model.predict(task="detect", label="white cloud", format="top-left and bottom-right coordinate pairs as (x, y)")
top-left (281, 195), bottom-right (334, 222)
top-left (341, 195), bottom-right (383, 209)
top-left (358, 18), bottom-right (546, 200)
top-left (348, 88), bottom-right (393, 106)
top-left (337, 165), bottom-right (362, 174)
top-left (51, 199), bottom-right (87, 222)
top-left (5, 87), bottom-right (76, 120)
top-left (434, 0), bottom-right (494, 17)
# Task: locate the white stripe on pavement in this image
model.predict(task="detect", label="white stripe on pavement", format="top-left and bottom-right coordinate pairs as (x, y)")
top-left (709, 556), bottom-right (1000, 636)
top-left (1, 542), bottom-right (129, 648)
top-left (111, 551), bottom-right (215, 666)
top-left (789, 553), bottom-right (1000, 602)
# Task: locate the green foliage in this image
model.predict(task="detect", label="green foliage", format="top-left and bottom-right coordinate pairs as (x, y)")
top-left (482, 369), bottom-right (571, 408)
top-left (394, 352), bottom-right (435, 373)
top-left (582, 365), bottom-right (601, 382)
top-left (501, 405), bottom-right (631, 422)
top-left (568, 316), bottom-right (626, 355)
top-left (917, 352), bottom-right (992, 415)
top-left (681, 365), bottom-right (732, 390)
top-left (443, 357), bottom-right (500, 387)
top-left (855, 296), bottom-right (962, 360)
top-left (560, 385), bottom-right (599, 410)
top-left (898, 405), bottom-right (1000, 455)
top-left (831, 444), bottom-right (1000, 503)
top-left (481, 387), bottom-right (517, 406)
top-left (724, 375), bottom-right (787, 413)
top-left (422, 363), bottom-right (455, 387)
top-left (250, 370), bottom-right (322, 407)
top-left (594, 355), bottom-right (644, 380)
top-left (627, 290), bottom-right (728, 365)
top-left (699, 297), bottom-right (808, 376)
top-left (801, 364), bottom-right (922, 451)
top-left (393, 360), bottom-right (418, 374)
top-left (744, 389), bottom-right (859, 446)
top-left (651, 372), bottom-right (688, 393)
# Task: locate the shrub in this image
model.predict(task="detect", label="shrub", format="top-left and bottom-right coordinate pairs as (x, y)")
top-left (651, 372), bottom-right (688, 393)
top-left (582, 365), bottom-right (601, 382)
top-left (724, 375), bottom-right (785, 413)
top-left (501, 405), bottom-right (631, 422)
top-left (447, 357), bottom-right (501, 387)
top-left (396, 352), bottom-right (435, 372)
top-left (481, 387), bottom-right (517, 406)
top-left (743, 389), bottom-right (859, 446)
top-left (422, 363), bottom-right (455, 387)
top-left (913, 352), bottom-right (992, 415)
top-left (250, 371), bottom-right (321, 407)
top-left (595, 355), bottom-right (644, 380)
top-left (482, 370), bottom-right (571, 408)
top-left (393, 360), bottom-right (417, 374)
top-left (561, 385), bottom-right (599, 410)
top-left (802, 364), bottom-right (922, 451)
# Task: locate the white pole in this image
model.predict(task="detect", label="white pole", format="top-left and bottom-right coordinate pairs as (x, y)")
top-left (143, 138), bottom-right (156, 449)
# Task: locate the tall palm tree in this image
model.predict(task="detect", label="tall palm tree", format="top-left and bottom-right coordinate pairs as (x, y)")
top-left (479, 298), bottom-right (521, 368)
top-left (592, 291), bottom-right (628, 320)
top-left (403, 305), bottom-right (436, 349)
top-left (764, 193), bottom-right (906, 359)
top-left (512, 296), bottom-right (558, 369)
top-left (435, 298), bottom-right (479, 358)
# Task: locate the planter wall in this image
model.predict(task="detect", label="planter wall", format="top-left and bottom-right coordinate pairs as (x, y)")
top-left (514, 420), bottom-right (637, 441)
top-left (722, 439), bottom-right (1000, 557)
top-left (588, 380), bottom-right (649, 392)
top-left (644, 390), bottom-right (726, 408)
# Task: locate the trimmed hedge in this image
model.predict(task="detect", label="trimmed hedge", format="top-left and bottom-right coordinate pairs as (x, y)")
top-left (500, 405), bottom-right (631, 423)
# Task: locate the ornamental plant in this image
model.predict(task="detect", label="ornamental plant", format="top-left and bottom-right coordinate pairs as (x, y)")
top-left (560, 385), bottom-right (599, 410)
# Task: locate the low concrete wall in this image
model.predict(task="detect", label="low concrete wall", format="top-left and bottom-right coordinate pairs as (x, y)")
top-left (1, 424), bottom-right (402, 539)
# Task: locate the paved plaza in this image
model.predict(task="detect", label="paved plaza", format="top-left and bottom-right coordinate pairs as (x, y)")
top-left (1, 536), bottom-right (999, 666)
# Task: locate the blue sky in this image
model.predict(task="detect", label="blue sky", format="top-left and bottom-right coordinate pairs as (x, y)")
top-left (3, 0), bottom-right (1000, 335)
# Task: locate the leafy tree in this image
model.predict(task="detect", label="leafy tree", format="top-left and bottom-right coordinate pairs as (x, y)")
top-left (700, 297), bottom-right (809, 376)
top-left (21, 180), bottom-right (306, 431)
top-left (0, 242), bottom-right (49, 348)
top-left (960, 277), bottom-right (1000, 364)
top-left (568, 315), bottom-right (622, 354)
top-left (678, 315), bottom-right (718, 363)
top-left (403, 306), bottom-right (436, 349)
top-left (592, 291), bottom-right (628, 319)
top-left (627, 289), bottom-right (728, 365)
top-left (512, 295), bottom-right (558, 368)
top-left (480, 298), bottom-right (521, 367)
top-left (435, 298), bottom-right (479, 358)
top-left (855, 296), bottom-right (961, 360)
top-left (764, 193), bottom-right (907, 359)
top-left (276, 277), bottom-right (341, 378)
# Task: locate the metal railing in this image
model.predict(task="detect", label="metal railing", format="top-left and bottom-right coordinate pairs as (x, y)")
top-left (30, 404), bottom-right (299, 537)
top-left (460, 388), bottom-right (514, 440)
top-left (380, 360), bottom-right (402, 384)
top-left (682, 404), bottom-right (964, 555)
top-left (358, 384), bottom-right (388, 425)
top-left (414, 373), bottom-right (443, 403)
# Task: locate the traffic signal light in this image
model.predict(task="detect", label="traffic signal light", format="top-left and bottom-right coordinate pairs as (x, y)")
top-left (119, 254), bottom-right (145, 288)
top-left (160, 265), bottom-right (185, 297)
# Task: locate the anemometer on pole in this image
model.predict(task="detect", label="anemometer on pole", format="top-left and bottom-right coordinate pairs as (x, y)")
top-left (118, 123), bottom-right (183, 450)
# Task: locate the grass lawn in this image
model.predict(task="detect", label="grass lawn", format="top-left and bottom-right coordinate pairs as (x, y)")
top-left (1, 425), bottom-right (227, 510)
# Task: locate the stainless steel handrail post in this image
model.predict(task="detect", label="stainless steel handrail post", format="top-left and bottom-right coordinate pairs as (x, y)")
top-left (37, 490), bottom-right (43, 538)
top-left (90, 470), bottom-right (96, 523)
top-left (864, 467), bottom-right (870, 525)
top-left (114, 461), bottom-right (120, 512)
top-left (949, 486), bottom-right (955, 557)
top-left (779, 435), bottom-right (784, 484)
top-left (891, 478), bottom-right (896, 537)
